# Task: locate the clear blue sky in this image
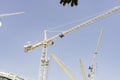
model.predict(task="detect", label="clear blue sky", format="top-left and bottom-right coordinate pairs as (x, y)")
top-left (0, 0), bottom-right (120, 80)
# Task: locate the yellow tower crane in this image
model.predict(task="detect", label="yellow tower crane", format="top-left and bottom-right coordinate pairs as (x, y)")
top-left (24, 6), bottom-right (120, 80)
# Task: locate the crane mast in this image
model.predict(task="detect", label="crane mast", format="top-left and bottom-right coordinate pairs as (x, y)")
top-left (39, 30), bottom-right (49, 80)
top-left (79, 29), bottom-right (103, 80)
top-left (88, 29), bottom-right (103, 80)
top-left (24, 6), bottom-right (120, 80)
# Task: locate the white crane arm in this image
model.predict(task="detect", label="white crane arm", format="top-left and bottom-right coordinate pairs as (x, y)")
top-left (48, 6), bottom-right (120, 41)
top-left (0, 12), bottom-right (24, 17)
top-left (63, 6), bottom-right (120, 36)
top-left (24, 6), bottom-right (120, 53)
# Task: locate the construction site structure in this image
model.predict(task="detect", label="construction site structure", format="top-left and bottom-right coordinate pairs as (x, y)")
top-left (0, 71), bottom-right (24, 80)
top-left (79, 29), bottom-right (103, 80)
top-left (24, 6), bottom-right (120, 80)
top-left (88, 29), bottom-right (103, 80)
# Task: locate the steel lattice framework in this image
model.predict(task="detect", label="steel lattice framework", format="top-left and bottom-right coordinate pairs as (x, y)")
top-left (24, 6), bottom-right (120, 80)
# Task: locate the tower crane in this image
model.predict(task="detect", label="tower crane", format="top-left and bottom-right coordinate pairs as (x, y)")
top-left (24, 6), bottom-right (120, 80)
top-left (88, 29), bottom-right (103, 80)
top-left (79, 29), bottom-right (103, 80)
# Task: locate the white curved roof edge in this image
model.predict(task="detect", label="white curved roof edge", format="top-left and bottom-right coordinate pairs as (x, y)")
top-left (0, 71), bottom-right (24, 80)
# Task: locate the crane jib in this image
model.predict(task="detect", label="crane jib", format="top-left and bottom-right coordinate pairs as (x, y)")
top-left (62, 6), bottom-right (120, 36)
top-left (47, 6), bottom-right (120, 46)
top-left (24, 6), bottom-right (120, 52)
